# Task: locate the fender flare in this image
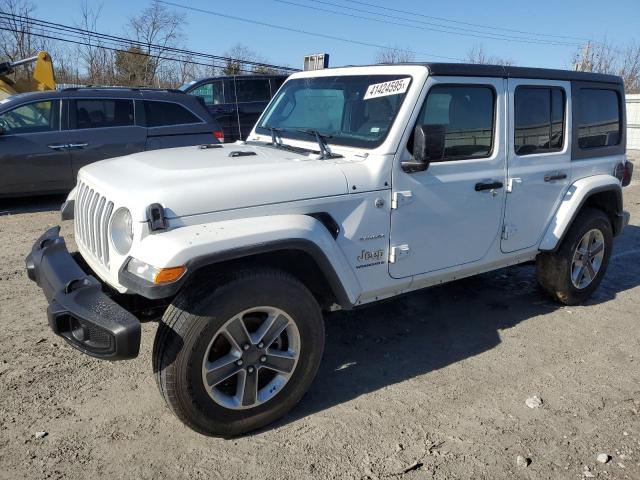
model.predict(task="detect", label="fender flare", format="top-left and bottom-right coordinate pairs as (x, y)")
top-left (539, 175), bottom-right (623, 252)
top-left (119, 214), bottom-right (360, 307)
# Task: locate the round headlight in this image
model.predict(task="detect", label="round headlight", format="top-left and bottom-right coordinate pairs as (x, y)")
top-left (110, 207), bottom-right (133, 255)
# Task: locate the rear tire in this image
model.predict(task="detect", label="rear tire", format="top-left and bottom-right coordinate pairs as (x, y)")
top-left (153, 268), bottom-right (325, 437)
top-left (536, 207), bottom-right (612, 305)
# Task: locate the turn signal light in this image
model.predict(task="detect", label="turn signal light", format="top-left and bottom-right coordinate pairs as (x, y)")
top-left (154, 266), bottom-right (186, 284)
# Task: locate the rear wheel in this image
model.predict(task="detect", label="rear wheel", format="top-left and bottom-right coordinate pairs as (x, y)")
top-left (536, 207), bottom-right (612, 305)
top-left (153, 268), bottom-right (325, 436)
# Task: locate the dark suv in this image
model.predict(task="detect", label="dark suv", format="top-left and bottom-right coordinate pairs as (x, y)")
top-left (0, 88), bottom-right (223, 197)
top-left (181, 74), bottom-right (288, 143)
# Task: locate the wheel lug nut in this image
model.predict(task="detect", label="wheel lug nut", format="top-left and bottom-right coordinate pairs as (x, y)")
top-left (247, 366), bottom-right (255, 373)
top-left (236, 359), bottom-right (243, 366)
top-left (258, 342), bottom-right (264, 349)
top-left (260, 355), bottom-right (267, 363)
top-left (242, 344), bottom-right (250, 351)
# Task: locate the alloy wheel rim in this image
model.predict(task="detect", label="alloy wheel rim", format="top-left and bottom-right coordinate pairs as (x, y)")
top-left (201, 306), bottom-right (301, 410)
top-left (571, 229), bottom-right (605, 289)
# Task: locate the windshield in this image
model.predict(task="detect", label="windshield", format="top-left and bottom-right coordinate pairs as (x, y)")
top-left (256, 74), bottom-right (412, 149)
top-left (178, 80), bottom-right (196, 92)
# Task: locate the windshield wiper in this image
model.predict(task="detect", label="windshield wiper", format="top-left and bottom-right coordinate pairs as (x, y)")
top-left (297, 129), bottom-right (341, 159)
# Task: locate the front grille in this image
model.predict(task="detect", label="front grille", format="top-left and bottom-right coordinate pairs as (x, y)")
top-left (75, 182), bottom-right (114, 268)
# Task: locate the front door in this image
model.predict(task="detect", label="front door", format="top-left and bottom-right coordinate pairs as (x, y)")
top-left (0, 99), bottom-right (73, 195)
top-left (389, 77), bottom-right (507, 278)
top-left (501, 79), bottom-right (571, 252)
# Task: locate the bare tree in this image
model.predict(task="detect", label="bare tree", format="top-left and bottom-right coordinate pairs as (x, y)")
top-left (126, 0), bottom-right (186, 85)
top-left (619, 43), bottom-right (640, 93)
top-left (375, 47), bottom-right (415, 64)
top-left (221, 43), bottom-right (279, 75)
top-left (75, 0), bottom-right (115, 85)
top-left (466, 44), bottom-right (515, 66)
top-left (0, 0), bottom-right (53, 80)
top-left (573, 40), bottom-right (640, 93)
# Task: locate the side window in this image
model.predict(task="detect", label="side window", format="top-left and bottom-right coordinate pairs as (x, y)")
top-left (514, 86), bottom-right (565, 155)
top-left (0, 100), bottom-right (59, 135)
top-left (143, 101), bottom-right (202, 127)
top-left (189, 81), bottom-right (224, 106)
top-left (577, 89), bottom-right (620, 149)
top-left (75, 99), bottom-right (134, 129)
top-left (414, 85), bottom-right (495, 161)
top-left (235, 79), bottom-right (271, 103)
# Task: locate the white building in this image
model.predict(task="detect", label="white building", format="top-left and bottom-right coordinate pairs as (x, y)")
top-left (628, 94), bottom-right (640, 150)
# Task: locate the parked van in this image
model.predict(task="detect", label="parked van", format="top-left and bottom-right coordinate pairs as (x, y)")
top-left (0, 87), bottom-right (223, 197)
top-left (181, 74), bottom-right (288, 142)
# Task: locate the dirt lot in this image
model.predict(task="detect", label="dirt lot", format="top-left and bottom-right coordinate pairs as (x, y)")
top-left (1, 160), bottom-right (639, 480)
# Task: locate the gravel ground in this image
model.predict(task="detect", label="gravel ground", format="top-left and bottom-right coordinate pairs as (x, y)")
top-left (1, 156), bottom-right (639, 479)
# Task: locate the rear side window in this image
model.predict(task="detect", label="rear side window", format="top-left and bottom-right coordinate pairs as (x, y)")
top-left (144, 101), bottom-right (201, 127)
top-left (75, 99), bottom-right (134, 129)
top-left (416, 85), bottom-right (495, 161)
top-left (514, 86), bottom-right (565, 155)
top-left (577, 89), bottom-right (621, 148)
top-left (0, 100), bottom-right (59, 134)
top-left (235, 78), bottom-right (271, 103)
top-left (189, 80), bottom-right (224, 106)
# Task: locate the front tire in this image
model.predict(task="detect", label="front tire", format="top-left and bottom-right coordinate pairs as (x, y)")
top-left (536, 207), bottom-right (612, 305)
top-left (153, 268), bottom-right (325, 436)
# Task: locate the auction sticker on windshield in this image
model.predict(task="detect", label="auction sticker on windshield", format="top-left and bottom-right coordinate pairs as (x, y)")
top-left (364, 78), bottom-right (411, 100)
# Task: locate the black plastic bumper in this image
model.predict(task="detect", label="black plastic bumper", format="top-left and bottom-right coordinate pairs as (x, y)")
top-left (25, 226), bottom-right (140, 360)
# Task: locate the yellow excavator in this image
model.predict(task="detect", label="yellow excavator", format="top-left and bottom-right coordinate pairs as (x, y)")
top-left (0, 51), bottom-right (56, 100)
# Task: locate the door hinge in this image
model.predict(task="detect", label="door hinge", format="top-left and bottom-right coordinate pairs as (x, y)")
top-left (502, 224), bottom-right (517, 240)
top-left (389, 244), bottom-right (410, 263)
top-left (506, 177), bottom-right (522, 193)
top-left (391, 191), bottom-right (413, 209)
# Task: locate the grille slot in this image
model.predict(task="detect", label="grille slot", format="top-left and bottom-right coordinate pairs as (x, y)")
top-left (74, 182), bottom-right (114, 268)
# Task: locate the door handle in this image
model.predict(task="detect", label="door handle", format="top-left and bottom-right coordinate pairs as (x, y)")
top-left (544, 172), bottom-right (567, 182)
top-left (475, 181), bottom-right (504, 192)
top-left (47, 143), bottom-right (68, 150)
top-left (68, 143), bottom-right (88, 149)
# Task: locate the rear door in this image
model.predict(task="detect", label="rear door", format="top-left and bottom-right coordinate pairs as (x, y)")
top-left (187, 79), bottom-right (237, 142)
top-left (0, 99), bottom-right (73, 195)
top-left (68, 97), bottom-right (146, 179)
top-left (501, 79), bottom-right (571, 252)
top-left (234, 77), bottom-right (272, 140)
top-left (142, 99), bottom-right (214, 150)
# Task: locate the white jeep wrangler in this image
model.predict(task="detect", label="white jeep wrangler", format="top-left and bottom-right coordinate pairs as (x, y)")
top-left (27, 64), bottom-right (633, 436)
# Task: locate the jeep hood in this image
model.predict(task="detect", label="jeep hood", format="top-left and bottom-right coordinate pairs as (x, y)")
top-left (78, 143), bottom-right (349, 220)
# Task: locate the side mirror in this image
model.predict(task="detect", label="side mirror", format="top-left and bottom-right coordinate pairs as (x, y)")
top-left (0, 125), bottom-right (5, 136)
top-left (402, 124), bottom-right (445, 173)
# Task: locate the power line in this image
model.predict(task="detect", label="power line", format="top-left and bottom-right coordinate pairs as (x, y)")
top-left (0, 24), bottom-right (262, 75)
top-left (277, 0), bottom-right (581, 47)
top-left (338, 0), bottom-right (593, 43)
top-left (0, 11), bottom-right (299, 73)
top-left (156, 0), bottom-right (465, 61)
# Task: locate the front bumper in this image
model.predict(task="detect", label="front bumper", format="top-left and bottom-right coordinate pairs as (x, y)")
top-left (25, 227), bottom-right (140, 360)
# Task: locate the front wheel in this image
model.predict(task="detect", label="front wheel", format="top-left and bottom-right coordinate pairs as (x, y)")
top-left (153, 268), bottom-right (325, 436)
top-left (536, 207), bottom-right (613, 305)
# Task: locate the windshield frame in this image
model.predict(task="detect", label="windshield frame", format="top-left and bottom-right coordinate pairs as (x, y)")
top-left (255, 74), bottom-right (414, 150)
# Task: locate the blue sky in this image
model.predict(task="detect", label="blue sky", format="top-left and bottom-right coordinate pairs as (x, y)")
top-left (37, 0), bottom-right (639, 70)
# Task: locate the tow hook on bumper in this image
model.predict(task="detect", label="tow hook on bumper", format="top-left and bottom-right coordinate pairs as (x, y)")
top-left (25, 226), bottom-right (140, 360)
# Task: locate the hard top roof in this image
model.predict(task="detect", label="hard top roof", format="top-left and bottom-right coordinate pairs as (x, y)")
top-left (343, 62), bottom-right (623, 85)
